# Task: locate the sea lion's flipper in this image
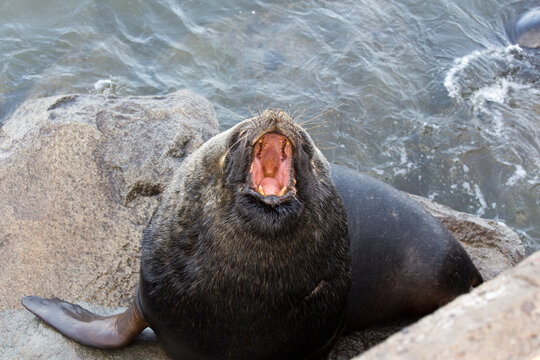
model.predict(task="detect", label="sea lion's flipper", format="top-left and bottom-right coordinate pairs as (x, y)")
top-left (21, 295), bottom-right (149, 349)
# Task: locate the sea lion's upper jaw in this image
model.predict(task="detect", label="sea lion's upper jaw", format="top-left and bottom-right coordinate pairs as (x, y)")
top-left (242, 131), bottom-right (297, 207)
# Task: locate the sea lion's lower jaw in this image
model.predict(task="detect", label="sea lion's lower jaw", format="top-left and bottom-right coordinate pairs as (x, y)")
top-left (239, 184), bottom-right (297, 207)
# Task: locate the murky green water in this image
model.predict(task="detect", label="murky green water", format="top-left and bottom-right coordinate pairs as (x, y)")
top-left (1, 0), bottom-right (538, 252)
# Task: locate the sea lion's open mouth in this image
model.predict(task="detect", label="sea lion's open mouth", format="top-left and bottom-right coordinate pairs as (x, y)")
top-left (247, 132), bottom-right (296, 204)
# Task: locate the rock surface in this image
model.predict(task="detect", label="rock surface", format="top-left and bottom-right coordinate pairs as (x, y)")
top-left (0, 91), bottom-right (219, 310)
top-left (353, 250), bottom-right (540, 360)
top-left (0, 92), bottom-right (528, 359)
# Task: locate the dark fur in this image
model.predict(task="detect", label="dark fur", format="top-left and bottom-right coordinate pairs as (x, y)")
top-left (329, 165), bottom-right (482, 332)
top-left (139, 109), bottom-right (351, 359)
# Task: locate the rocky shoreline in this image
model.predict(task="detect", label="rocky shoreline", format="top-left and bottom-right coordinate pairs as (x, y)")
top-left (0, 91), bottom-right (535, 359)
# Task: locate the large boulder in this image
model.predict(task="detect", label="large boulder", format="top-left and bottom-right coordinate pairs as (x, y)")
top-left (0, 91), bottom-right (219, 310)
top-left (0, 92), bottom-right (527, 359)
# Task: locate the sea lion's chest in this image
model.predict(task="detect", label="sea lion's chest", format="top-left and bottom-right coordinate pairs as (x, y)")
top-left (172, 235), bottom-right (341, 318)
top-left (140, 232), bottom-right (349, 359)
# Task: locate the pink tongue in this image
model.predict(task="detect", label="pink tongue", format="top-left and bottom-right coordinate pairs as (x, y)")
top-left (260, 177), bottom-right (281, 196)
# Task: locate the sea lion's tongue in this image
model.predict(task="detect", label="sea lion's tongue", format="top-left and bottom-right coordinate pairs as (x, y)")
top-left (260, 177), bottom-right (282, 196)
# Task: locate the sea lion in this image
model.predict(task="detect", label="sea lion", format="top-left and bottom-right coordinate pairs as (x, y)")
top-left (515, 7), bottom-right (540, 49)
top-left (22, 109), bottom-right (482, 359)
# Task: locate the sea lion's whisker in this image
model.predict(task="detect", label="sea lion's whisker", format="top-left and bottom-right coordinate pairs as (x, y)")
top-left (224, 132), bottom-right (251, 157)
top-left (297, 104), bottom-right (343, 127)
top-left (303, 121), bottom-right (330, 131)
top-left (256, 103), bottom-right (264, 117)
top-left (309, 131), bottom-right (339, 150)
top-left (290, 108), bottom-right (299, 121)
top-left (292, 108), bottom-right (307, 125)
top-left (248, 105), bottom-right (257, 119)
top-left (213, 103), bottom-right (246, 120)
top-left (302, 120), bottom-right (327, 127)
top-left (317, 145), bottom-right (340, 150)
top-left (307, 131), bottom-right (330, 137)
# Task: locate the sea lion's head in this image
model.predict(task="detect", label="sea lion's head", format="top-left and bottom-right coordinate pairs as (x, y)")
top-left (217, 108), bottom-right (338, 236)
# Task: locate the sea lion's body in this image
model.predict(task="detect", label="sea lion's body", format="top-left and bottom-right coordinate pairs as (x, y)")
top-left (331, 165), bottom-right (481, 332)
top-left (138, 110), bottom-right (351, 359)
top-left (22, 109), bottom-right (482, 360)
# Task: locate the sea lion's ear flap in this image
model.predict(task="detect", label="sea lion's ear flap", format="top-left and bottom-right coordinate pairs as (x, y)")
top-left (21, 295), bottom-right (149, 349)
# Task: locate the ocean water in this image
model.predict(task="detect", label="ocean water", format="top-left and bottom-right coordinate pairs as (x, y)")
top-left (0, 0), bottom-right (538, 252)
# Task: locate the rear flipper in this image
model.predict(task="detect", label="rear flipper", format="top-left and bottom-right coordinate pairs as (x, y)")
top-left (21, 295), bottom-right (149, 349)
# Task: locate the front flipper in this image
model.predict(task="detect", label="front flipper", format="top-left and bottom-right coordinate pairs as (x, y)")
top-left (21, 295), bottom-right (149, 349)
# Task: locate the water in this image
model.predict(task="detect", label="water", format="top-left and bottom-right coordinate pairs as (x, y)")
top-left (0, 0), bottom-right (538, 253)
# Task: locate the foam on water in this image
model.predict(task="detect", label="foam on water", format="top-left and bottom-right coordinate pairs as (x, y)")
top-left (444, 45), bottom-right (525, 101)
top-left (444, 48), bottom-right (487, 99)
top-left (473, 183), bottom-right (488, 217)
top-left (393, 146), bottom-right (416, 177)
top-left (506, 165), bottom-right (527, 186)
top-left (94, 79), bottom-right (116, 93)
top-left (473, 78), bottom-right (511, 104)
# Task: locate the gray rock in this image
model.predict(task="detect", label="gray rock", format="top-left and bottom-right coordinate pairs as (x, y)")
top-left (352, 250), bottom-right (540, 360)
top-left (0, 92), bottom-right (527, 359)
top-left (0, 91), bottom-right (219, 310)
